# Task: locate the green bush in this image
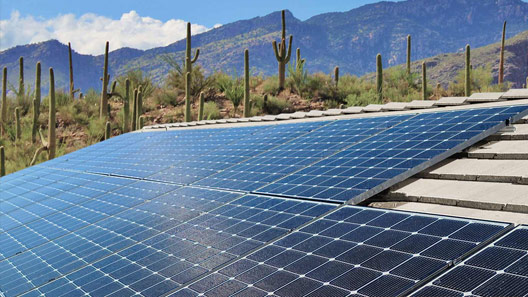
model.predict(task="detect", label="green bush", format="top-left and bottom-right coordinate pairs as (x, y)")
top-left (203, 101), bottom-right (222, 120)
top-left (262, 76), bottom-right (280, 95)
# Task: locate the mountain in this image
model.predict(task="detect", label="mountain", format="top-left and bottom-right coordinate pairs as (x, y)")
top-left (1, 0), bottom-right (528, 93)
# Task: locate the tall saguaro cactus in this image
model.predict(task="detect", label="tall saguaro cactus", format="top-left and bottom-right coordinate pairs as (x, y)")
top-left (30, 68), bottom-right (56, 165)
top-left (272, 10), bottom-right (293, 91)
top-left (18, 57), bottom-right (24, 105)
top-left (406, 35), bottom-right (411, 75)
top-left (136, 90), bottom-right (143, 130)
top-left (131, 89), bottom-right (138, 131)
top-left (100, 41), bottom-right (109, 118)
top-left (498, 21), bottom-right (506, 85)
top-left (198, 92), bottom-right (205, 121)
top-left (68, 42), bottom-right (79, 101)
top-left (32, 62), bottom-right (41, 143)
top-left (422, 62), bottom-right (427, 100)
top-left (14, 107), bottom-right (21, 141)
top-left (376, 54), bottom-right (383, 102)
top-left (105, 122), bottom-right (111, 140)
top-left (185, 22), bottom-right (200, 110)
top-left (123, 79), bottom-right (130, 133)
top-left (184, 72), bottom-right (192, 122)
top-left (334, 66), bottom-right (339, 88)
top-left (465, 44), bottom-right (471, 96)
top-left (243, 49), bottom-right (250, 117)
top-left (0, 146), bottom-right (5, 177)
top-left (1, 67), bottom-right (7, 134)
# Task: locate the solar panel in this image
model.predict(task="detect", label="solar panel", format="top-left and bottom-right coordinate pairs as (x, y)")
top-left (195, 115), bottom-right (412, 192)
top-left (256, 105), bottom-right (528, 202)
top-left (173, 206), bottom-right (510, 297)
top-left (412, 225), bottom-right (528, 297)
top-left (1, 169), bottom-right (336, 297)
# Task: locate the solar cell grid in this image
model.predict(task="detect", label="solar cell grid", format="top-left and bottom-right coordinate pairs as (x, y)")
top-left (147, 121), bottom-right (328, 185)
top-left (2, 181), bottom-right (335, 297)
top-left (173, 206), bottom-right (509, 297)
top-left (412, 225), bottom-right (528, 297)
top-left (196, 115), bottom-right (412, 192)
top-left (256, 105), bottom-right (528, 202)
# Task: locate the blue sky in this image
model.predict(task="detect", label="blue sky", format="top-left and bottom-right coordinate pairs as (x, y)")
top-left (1, 0), bottom-right (395, 26)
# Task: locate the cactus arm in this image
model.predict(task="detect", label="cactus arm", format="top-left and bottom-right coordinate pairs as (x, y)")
top-left (284, 35), bottom-right (293, 63)
top-left (191, 49), bottom-right (200, 63)
top-left (48, 68), bottom-right (56, 160)
top-left (272, 41), bottom-right (281, 61)
top-left (38, 127), bottom-right (48, 147)
top-left (0, 146), bottom-right (5, 176)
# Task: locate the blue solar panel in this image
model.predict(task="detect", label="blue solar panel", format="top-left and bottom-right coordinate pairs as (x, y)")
top-left (256, 105), bottom-right (528, 202)
top-left (172, 206), bottom-right (510, 297)
top-left (412, 225), bottom-right (528, 297)
top-left (1, 168), bottom-right (335, 297)
top-left (195, 115), bottom-right (412, 192)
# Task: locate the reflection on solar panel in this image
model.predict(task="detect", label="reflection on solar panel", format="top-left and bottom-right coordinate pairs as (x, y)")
top-left (174, 206), bottom-right (510, 297)
top-left (257, 105), bottom-right (528, 202)
top-left (1, 168), bottom-right (335, 297)
top-left (412, 225), bottom-right (528, 297)
top-left (196, 115), bottom-right (412, 192)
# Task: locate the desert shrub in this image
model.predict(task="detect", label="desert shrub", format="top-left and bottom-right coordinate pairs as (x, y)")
top-left (162, 55), bottom-right (213, 98)
top-left (260, 95), bottom-right (291, 115)
top-left (305, 73), bottom-right (331, 99)
top-left (262, 76), bottom-right (280, 95)
top-left (152, 88), bottom-right (182, 107)
top-left (203, 101), bottom-right (222, 120)
top-left (115, 69), bottom-right (154, 99)
top-left (87, 117), bottom-right (106, 141)
top-left (287, 60), bottom-right (308, 97)
top-left (345, 89), bottom-right (380, 106)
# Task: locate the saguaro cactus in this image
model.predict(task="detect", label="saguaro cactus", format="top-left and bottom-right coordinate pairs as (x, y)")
top-left (295, 48), bottom-right (305, 71)
top-left (123, 79), bottom-right (130, 133)
top-left (100, 41), bottom-right (109, 118)
top-left (334, 66), bottom-right (339, 88)
top-left (422, 62), bottom-right (427, 100)
top-left (0, 146), bottom-right (5, 177)
top-left (184, 72), bottom-right (191, 122)
top-left (198, 92), bottom-right (205, 121)
top-left (243, 49), bottom-right (250, 117)
top-left (465, 44), bottom-right (471, 96)
top-left (406, 35), bottom-right (411, 75)
top-left (105, 122), bottom-right (111, 140)
top-left (272, 10), bottom-right (293, 91)
top-left (30, 68), bottom-right (56, 165)
top-left (131, 89), bottom-right (138, 131)
top-left (138, 116), bottom-right (145, 129)
top-left (136, 90), bottom-right (143, 130)
top-left (1, 67), bottom-right (7, 134)
top-left (14, 107), bottom-right (21, 141)
top-left (68, 42), bottom-right (80, 101)
top-left (185, 22), bottom-right (200, 107)
top-left (376, 54), bottom-right (383, 102)
top-left (32, 62), bottom-right (41, 143)
top-left (498, 21), bottom-right (506, 85)
top-left (18, 57), bottom-right (24, 105)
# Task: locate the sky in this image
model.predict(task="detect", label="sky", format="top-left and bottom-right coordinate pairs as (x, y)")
top-left (0, 0), bottom-right (398, 55)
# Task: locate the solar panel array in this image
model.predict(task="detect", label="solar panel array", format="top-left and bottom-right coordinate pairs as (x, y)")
top-left (173, 206), bottom-right (509, 297)
top-left (412, 225), bottom-right (528, 297)
top-left (2, 104), bottom-right (528, 297)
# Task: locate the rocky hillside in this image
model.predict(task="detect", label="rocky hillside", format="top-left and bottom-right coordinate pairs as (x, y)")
top-left (1, 0), bottom-right (528, 92)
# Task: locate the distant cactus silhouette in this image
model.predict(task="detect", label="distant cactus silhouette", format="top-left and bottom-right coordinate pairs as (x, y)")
top-left (465, 44), bottom-right (471, 96)
top-left (1, 67), bottom-right (7, 135)
top-left (334, 66), bottom-right (339, 88)
top-left (14, 107), bottom-right (21, 141)
top-left (406, 35), bottom-right (411, 75)
top-left (68, 42), bottom-right (80, 101)
top-left (136, 90), bottom-right (143, 130)
top-left (422, 62), bottom-right (427, 100)
top-left (272, 10), bottom-right (293, 91)
top-left (498, 21), bottom-right (506, 85)
top-left (0, 146), bottom-right (4, 177)
top-left (185, 22), bottom-right (200, 120)
top-left (18, 57), bottom-right (24, 105)
top-left (32, 62), bottom-right (41, 143)
top-left (198, 92), bottom-right (205, 121)
top-left (243, 49), bottom-right (250, 117)
top-left (123, 79), bottom-right (130, 133)
top-left (376, 53), bottom-right (383, 102)
top-left (100, 41), bottom-right (109, 118)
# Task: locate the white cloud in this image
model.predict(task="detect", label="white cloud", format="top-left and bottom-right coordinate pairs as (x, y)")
top-left (0, 10), bottom-right (216, 55)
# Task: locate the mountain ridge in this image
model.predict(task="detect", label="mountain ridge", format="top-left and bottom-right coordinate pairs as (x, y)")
top-left (1, 0), bottom-right (528, 93)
